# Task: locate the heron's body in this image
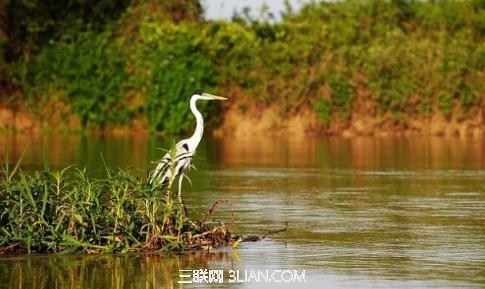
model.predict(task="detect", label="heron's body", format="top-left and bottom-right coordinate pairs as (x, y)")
top-left (150, 90), bottom-right (227, 208)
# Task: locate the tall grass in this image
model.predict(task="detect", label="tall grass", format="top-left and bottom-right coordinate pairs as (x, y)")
top-left (0, 148), bottom-right (233, 253)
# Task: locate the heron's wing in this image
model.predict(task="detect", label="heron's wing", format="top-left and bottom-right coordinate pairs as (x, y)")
top-left (150, 140), bottom-right (194, 186)
top-left (171, 141), bottom-right (194, 177)
top-left (149, 156), bottom-right (169, 185)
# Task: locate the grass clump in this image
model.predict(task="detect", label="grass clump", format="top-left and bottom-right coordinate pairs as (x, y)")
top-left (0, 149), bottom-right (234, 254)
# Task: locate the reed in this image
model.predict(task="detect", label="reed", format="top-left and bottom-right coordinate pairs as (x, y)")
top-left (0, 148), bottom-right (234, 254)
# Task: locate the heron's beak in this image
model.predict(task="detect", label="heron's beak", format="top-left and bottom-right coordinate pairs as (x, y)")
top-left (202, 93), bottom-right (228, 101)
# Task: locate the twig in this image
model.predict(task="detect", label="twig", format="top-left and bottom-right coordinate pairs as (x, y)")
top-left (191, 230), bottom-right (213, 239)
top-left (199, 199), bottom-right (231, 224)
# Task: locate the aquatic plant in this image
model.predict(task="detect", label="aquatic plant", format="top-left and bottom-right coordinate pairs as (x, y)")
top-left (0, 148), bottom-right (234, 254)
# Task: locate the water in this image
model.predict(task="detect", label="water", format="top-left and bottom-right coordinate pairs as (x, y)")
top-left (1, 135), bottom-right (484, 288)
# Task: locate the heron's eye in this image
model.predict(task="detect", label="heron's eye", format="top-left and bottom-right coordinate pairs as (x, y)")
top-left (193, 89), bottom-right (204, 95)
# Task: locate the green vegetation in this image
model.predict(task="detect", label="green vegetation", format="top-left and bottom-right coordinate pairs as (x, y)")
top-left (27, 30), bottom-right (131, 128)
top-left (1, 0), bottom-right (484, 133)
top-left (0, 148), bottom-right (233, 253)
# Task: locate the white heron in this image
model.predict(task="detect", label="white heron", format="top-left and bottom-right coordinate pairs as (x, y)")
top-left (150, 89), bottom-right (227, 208)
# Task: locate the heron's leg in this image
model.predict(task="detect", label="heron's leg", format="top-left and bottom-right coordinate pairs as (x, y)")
top-left (177, 174), bottom-right (188, 217)
top-left (177, 173), bottom-right (183, 202)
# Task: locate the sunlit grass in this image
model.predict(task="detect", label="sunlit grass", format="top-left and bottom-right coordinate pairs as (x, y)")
top-left (0, 147), bottom-right (234, 254)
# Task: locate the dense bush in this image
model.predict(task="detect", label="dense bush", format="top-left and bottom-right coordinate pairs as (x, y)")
top-left (24, 30), bottom-right (130, 127)
top-left (2, 0), bottom-right (484, 133)
top-left (254, 0), bottom-right (485, 119)
top-left (139, 23), bottom-right (219, 133)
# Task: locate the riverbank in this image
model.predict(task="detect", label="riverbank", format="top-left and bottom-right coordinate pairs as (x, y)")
top-left (216, 98), bottom-right (485, 138)
top-left (2, 100), bottom-right (484, 138)
top-left (2, 1), bottom-right (483, 138)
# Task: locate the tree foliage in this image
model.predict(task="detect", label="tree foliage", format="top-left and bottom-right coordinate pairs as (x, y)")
top-left (1, 0), bottom-right (484, 133)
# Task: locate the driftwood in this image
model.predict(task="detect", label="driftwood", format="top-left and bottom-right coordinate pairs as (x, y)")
top-left (262, 221), bottom-right (289, 239)
top-left (180, 199), bottom-right (236, 251)
top-left (0, 243), bottom-right (22, 254)
top-left (188, 200), bottom-right (289, 250)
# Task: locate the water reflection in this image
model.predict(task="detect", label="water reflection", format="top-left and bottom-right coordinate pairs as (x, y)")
top-left (0, 135), bottom-right (484, 288)
top-left (1, 135), bottom-right (484, 172)
top-left (0, 252), bottom-right (231, 289)
top-left (0, 134), bottom-right (165, 174)
top-left (214, 136), bottom-right (485, 170)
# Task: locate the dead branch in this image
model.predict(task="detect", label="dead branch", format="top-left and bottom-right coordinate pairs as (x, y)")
top-left (199, 199), bottom-right (232, 224)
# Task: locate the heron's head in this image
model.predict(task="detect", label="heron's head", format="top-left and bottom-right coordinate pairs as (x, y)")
top-left (193, 89), bottom-right (228, 101)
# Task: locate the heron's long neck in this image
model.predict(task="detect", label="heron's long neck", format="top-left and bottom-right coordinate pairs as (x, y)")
top-left (189, 97), bottom-right (204, 148)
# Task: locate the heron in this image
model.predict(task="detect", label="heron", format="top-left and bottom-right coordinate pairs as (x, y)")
top-left (150, 89), bottom-right (227, 210)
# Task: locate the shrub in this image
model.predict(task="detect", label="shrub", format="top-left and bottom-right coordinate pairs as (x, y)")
top-left (139, 23), bottom-right (219, 133)
top-left (22, 29), bottom-right (130, 128)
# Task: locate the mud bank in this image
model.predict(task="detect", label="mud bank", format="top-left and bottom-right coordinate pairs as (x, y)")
top-left (215, 100), bottom-right (485, 138)
top-left (1, 101), bottom-right (484, 138)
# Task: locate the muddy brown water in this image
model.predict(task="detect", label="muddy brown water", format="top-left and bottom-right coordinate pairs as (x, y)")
top-left (1, 136), bottom-right (484, 288)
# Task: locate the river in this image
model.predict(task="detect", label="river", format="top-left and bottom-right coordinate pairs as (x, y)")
top-left (0, 135), bottom-right (484, 288)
